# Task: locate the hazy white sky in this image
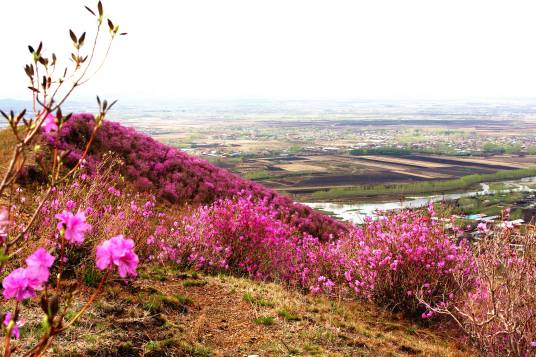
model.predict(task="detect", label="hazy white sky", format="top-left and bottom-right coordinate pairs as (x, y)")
top-left (2, 0), bottom-right (536, 102)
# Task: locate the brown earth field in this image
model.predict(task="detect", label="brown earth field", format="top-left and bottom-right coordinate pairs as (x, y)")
top-left (8, 266), bottom-right (474, 356)
top-left (212, 154), bottom-right (536, 201)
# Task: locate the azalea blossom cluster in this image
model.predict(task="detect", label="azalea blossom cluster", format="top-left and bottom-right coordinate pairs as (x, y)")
top-left (340, 205), bottom-right (475, 315)
top-left (1, 178), bottom-right (139, 347)
top-left (2, 207), bottom-right (139, 298)
top-left (147, 193), bottom-right (313, 279)
top-left (55, 210), bottom-right (92, 245)
top-left (28, 157), bottom-right (156, 262)
top-left (2, 248), bottom-right (55, 301)
top-left (96, 235), bottom-right (139, 278)
top-left (146, 194), bottom-right (474, 316)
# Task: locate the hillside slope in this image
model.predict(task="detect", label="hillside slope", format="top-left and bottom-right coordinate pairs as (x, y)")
top-left (47, 114), bottom-right (346, 240)
top-left (21, 267), bottom-right (472, 356)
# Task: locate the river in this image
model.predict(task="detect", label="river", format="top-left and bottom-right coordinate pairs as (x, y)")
top-left (303, 177), bottom-right (536, 224)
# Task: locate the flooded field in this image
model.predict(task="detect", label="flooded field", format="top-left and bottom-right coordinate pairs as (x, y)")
top-left (304, 176), bottom-right (536, 224)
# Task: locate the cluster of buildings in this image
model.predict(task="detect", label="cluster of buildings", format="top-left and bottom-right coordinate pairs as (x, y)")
top-left (180, 123), bottom-right (536, 159)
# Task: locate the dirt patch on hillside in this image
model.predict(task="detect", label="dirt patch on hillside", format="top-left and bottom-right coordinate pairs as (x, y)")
top-left (2, 266), bottom-right (475, 356)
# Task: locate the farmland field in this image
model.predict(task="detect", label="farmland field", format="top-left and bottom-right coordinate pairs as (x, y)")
top-left (241, 154), bottom-right (536, 201)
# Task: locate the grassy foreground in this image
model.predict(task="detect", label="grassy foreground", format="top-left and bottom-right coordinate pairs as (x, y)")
top-left (8, 265), bottom-right (471, 356)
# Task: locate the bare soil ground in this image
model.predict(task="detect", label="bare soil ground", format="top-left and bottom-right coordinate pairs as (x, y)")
top-left (359, 156), bottom-right (451, 168)
top-left (7, 266), bottom-right (473, 356)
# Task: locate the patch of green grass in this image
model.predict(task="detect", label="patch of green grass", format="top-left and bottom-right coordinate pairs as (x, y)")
top-left (176, 271), bottom-right (201, 280)
top-left (141, 292), bottom-right (191, 313)
top-left (183, 279), bottom-right (207, 287)
top-left (143, 295), bottom-right (163, 314)
top-left (83, 334), bottom-right (98, 344)
top-left (139, 270), bottom-right (150, 279)
top-left (143, 338), bottom-right (178, 353)
top-left (244, 170), bottom-right (271, 180)
top-left (144, 267), bottom-right (169, 281)
top-left (406, 326), bottom-right (417, 335)
top-left (160, 295), bottom-right (183, 309)
top-left (253, 316), bottom-right (275, 326)
top-left (181, 342), bottom-right (211, 357)
top-left (175, 294), bottom-right (194, 305)
top-left (242, 292), bottom-right (274, 307)
top-left (277, 308), bottom-right (301, 321)
top-left (64, 310), bottom-right (77, 322)
top-left (83, 266), bottom-right (102, 287)
top-left (302, 343), bottom-right (322, 354)
top-left (144, 341), bottom-right (159, 351)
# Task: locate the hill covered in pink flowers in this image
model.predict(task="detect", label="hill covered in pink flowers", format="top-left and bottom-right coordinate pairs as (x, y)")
top-left (46, 113), bottom-right (347, 241)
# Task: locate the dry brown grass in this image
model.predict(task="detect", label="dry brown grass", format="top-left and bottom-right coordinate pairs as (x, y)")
top-left (0, 128), bottom-right (17, 171)
top-left (275, 163), bottom-right (327, 172)
top-left (2, 266), bottom-right (475, 356)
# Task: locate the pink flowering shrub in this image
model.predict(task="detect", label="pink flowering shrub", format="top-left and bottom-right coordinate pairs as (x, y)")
top-left (148, 194), bottom-right (314, 281)
top-left (419, 221), bottom-right (536, 356)
top-left (341, 207), bottom-right (475, 315)
top-left (146, 193), bottom-right (347, 295)
top-left (96, 235), bottom-right (139, 278)
top-left (18, 157), bottom-right (159, 275)
top-left (147, 195), bottom-right (475, 317)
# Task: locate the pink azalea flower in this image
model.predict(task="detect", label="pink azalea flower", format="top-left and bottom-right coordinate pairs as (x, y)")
top-left (25, 248), bottom-right (55, 287)
top-left (2, 248), bottom-right (55, 301)
top-left (42, 113), bottom-right (58, 134)
top-left (3, 312), bottom-right (21, 339)
top-left (0, 207), bottom-right (8, 243)
top-left (55, 210), bottom-right (92, 245)
top-left (96, 235), bottom-right (139, 278)
top-left (0, 207), bottom-right (8, 226)
top-left (421, 310), bottom-right (434, 319)
top-left (477, 222), bottom-right (488, 233)
top-left (531, 341), bottom-right (536, 347)
top-left (2, 268), bottom-right (35, 301)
